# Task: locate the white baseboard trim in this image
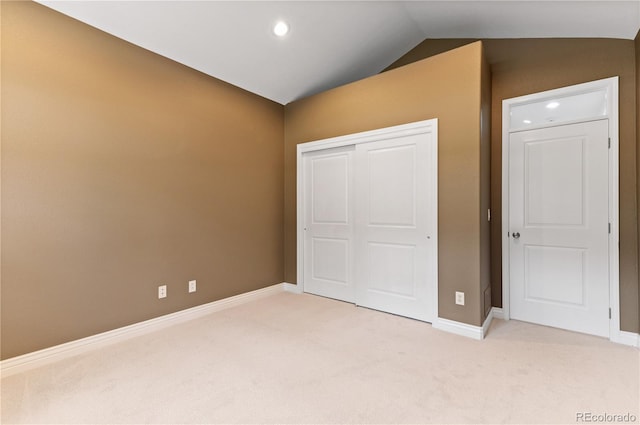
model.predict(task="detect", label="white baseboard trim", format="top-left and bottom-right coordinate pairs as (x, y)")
top-left (482, 309), bottom-right (494, 337)
top-left (433, 306), bottom-right (501, 341)
top-left (283, 282), bottom-right (302, 294)
top-left (1, 283), bottom-right (288, 378)
top-left (610, 330), bottom-right (640, 348)
top-left (491, 307), bottom-right (505, 320)
top-left (433, 317), bottom-right (485, 340)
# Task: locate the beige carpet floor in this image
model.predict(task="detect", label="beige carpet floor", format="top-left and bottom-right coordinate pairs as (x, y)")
top-left (1, 292), bottom-right (639, 424)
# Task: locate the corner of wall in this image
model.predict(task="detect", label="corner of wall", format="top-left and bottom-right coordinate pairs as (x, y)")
top-left (480, 43), bottom-right (493, 322)
top-left (1, 1), bottom-right (286, 359)
top-left (635, 29), bottom-right (640, 333)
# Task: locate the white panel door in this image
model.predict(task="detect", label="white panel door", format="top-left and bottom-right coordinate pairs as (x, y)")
top-left (303, 147), bottom-right (355, 303)
top-left (509, 119), bottom-right (609, 337)
top-left (354, 133), bottom-right (436, 322)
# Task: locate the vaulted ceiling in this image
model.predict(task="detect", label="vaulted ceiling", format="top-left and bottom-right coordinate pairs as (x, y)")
top-left (37, 1), bottom-right (640, 105)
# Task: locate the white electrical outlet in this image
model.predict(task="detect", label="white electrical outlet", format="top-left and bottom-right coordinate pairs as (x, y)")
top-left (188, 279), bottom-right (196, 293)
top-left (455, 291), bottom-right (465, 306)
top-left (158, 285), bottom-right (167, 299)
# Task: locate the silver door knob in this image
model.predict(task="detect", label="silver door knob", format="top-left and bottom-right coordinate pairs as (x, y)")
top-left (512, 232), bottom-right (520, 239)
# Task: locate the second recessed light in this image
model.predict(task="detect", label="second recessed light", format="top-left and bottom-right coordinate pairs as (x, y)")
top-left (273, 21), bottom-right (289, 37)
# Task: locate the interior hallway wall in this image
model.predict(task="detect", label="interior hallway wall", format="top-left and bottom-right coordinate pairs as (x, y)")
top-left (1, 1), bottom-right (285, 359)
top-left (480, 51), bottom-right (492, 319)
top-left (636, 30), bottom-right (640, 332)
top-left (285, 42), bottom-right (489, 326)
top-left (388, 38), bottom-right (639, 332)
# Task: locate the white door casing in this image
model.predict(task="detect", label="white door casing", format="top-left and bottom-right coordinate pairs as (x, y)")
top-left (297, 119), bottom-right (438, 323)
top-left (502, 77), bottom-right (620, 342)
top-left (509, 120), bottom-right (609, 337)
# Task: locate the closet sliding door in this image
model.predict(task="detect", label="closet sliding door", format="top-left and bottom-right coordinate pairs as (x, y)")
top-left (355, 133), bottom-right (435, 322)
top-left (303, 147), bottom-right (356, 303)
top-left (298, 119), bottom-right (438, 323)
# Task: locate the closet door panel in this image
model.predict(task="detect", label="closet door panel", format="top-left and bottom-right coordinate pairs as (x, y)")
top-left (303, 147), bottom-right (355, 302)
top-left (355, 133), bottom-right (435, 322)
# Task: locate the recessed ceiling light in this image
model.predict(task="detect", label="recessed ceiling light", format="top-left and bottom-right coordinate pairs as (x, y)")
top-left (523, 119), bottom-right (532, 124)
top-left (546, 101), bottom-right (560, 109)
top-left (273, 21), bottom-right (289, 37)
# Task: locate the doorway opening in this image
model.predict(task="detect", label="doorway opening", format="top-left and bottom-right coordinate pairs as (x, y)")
top-left (501, 77), bottom-right (620, 340)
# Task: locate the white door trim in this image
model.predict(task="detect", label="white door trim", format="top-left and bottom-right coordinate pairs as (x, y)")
top-left (296, 119), bottom-right (438, 321)
top-left (501, 77), bottom-right (620, 341)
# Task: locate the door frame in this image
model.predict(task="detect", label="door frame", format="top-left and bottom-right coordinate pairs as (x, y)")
top-left (296, 119), bottom-right (439, 320)
top-left (501, 77), bottom-right (620, 341)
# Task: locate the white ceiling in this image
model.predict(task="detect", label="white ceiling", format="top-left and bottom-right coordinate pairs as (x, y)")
top-left (37, 1), bottom-right (640, 105)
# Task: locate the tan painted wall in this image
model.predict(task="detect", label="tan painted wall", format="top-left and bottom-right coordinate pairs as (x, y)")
top-left (1, 2), bottom-right (284, 359)
top-left (389, 38), bottom-right (639, 332)
top-left (284, 42), bottom-right (488, 326)
top-left (636, 30), bottom-right (640, 332)
top-left (480, 51), bottom-right (492, 320)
